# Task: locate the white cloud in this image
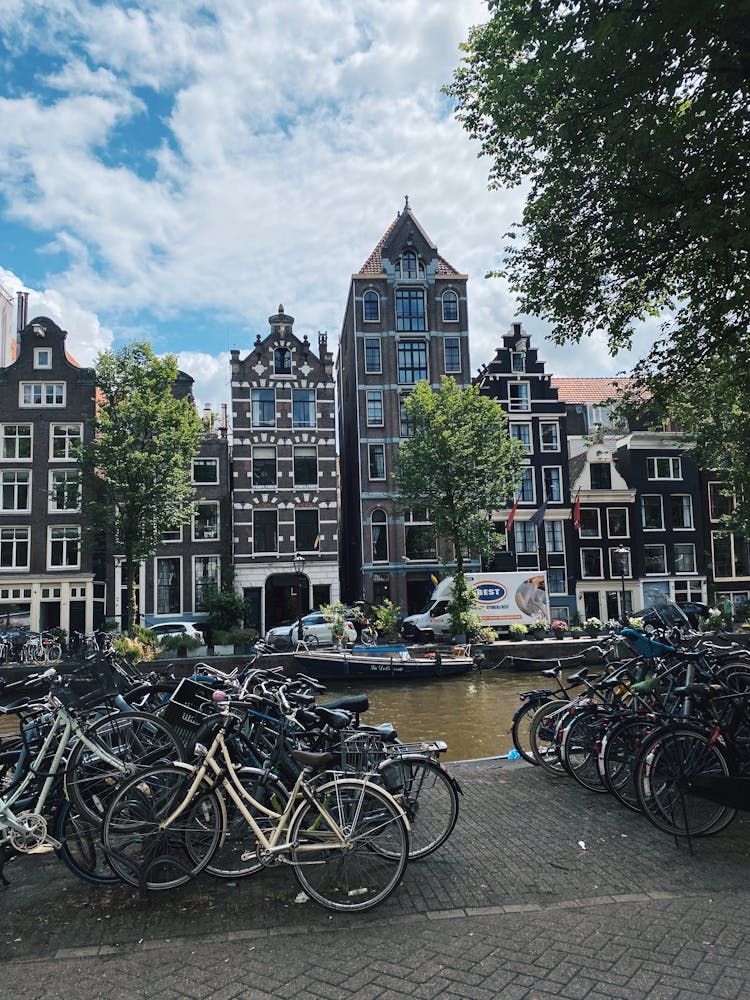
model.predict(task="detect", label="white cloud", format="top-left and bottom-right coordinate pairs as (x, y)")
top-left (173, 350), bottom-right (232, 414)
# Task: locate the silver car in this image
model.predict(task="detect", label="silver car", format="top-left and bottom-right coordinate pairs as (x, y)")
top-left (264, 612), bottom-right (357, 649)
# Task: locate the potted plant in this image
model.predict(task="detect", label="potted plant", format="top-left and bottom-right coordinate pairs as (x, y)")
top-left (371, 599), bottom-right (402, 642)
top-left (211, 629), bottom-right (235, 656)
top-left (508, 622), bottom-right (528, 641)
top-left (606, 618), bottom-right (621, 633)
top-left (584, 616), bottom-right (603, 636)
top-left (570, 625), bottom-right (584, 638)
top-left (157, 633), bottom-right (203, 658)
top-left (628, 616), bottom-right (645, 630)
top-left (226, 627), bottom-right (259, 654)
top-left (527, 619), bottom-right (549, 639)
top-left (551, 619), bottom-right (569, 639)
top-left (704, 608), bottom-right (724, 632)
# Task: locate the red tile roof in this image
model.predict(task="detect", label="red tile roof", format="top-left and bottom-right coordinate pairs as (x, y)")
top-left (551, 377), bottom-right (634, 403)
top-left (357, 215), bottom-right (462, 276)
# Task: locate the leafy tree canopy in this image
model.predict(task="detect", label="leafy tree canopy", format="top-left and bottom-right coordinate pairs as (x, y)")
top-left (445, 0), bottom-right (750, 364)
top-left (394, 376), bottom-right (524, 574)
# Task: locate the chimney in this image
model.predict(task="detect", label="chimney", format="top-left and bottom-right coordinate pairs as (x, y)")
top-left (0, 285), bottom-right (13, 368)
top-left (16, 291), bottom-right (28, 332)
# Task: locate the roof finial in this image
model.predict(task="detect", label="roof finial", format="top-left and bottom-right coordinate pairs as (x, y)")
top-left (278, 303), bottom-right (284, 314)
top-left (404, 195), bottom-right (410, 210)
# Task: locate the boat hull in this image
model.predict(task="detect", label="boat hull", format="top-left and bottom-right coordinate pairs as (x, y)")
top-left (292, 650), bottom-right (474, 681)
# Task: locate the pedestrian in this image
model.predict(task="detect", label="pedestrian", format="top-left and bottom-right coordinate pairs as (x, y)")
top-left (722, 597), bottom-right (734, 631)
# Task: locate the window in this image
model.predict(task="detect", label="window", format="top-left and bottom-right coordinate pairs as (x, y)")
top-left (675, 580), bottom-right (704, 604)
top-left (34, 348), bottom-right (52, 369)
top-left (609, 547), bottom-right (631, 578)
top-left (253, 510), bottom-right (278, 553)
top-left (671, 495), bottom-right (693, 530)
top-left (708, 482), bottom-right (734, 521)
top-left (364, 338), bottom-right (382, 373)
top-left (590, 463), bottom-right (612, 490)
top-left (395, 290), bottom-right (426, 332)
top-left (544, 521), bottom-right (564, 553)
top-left (519, 467), bottom-right (535, 503)
top-left (194, 556), bottom-right (219, 610)
top-left (588, 405), bottom-right (614, 428)
top-left (292, 389), bottom-right (316, 428)
top-left (398, 250), bottom-right (424, 279)
top-left (543, 467), bottom-right (562, 502)
top-left (607, 508), bottom-right (629, 538)
top-left (251, 388), bottom-right (275, 428)
top-left (579, 508), bottom-right (600, 538)
top-left (192, 458), bottom-right (219, 484)
top-left (50, 424), bottom-right (81, 460)
top-left (397, 339), bottom-right (428, 383)
top-left (515, 521), bottom-right (537, 554)
top-left (368, 444), bottom-right (385, 481)
top-left (1, 425), bottom-right (32, 460)
top-left (0, 527), bottom-right (29, 569)
top-left (647, 456), bottom-right (682, 480)
top-left (399, 396), bottom-right (415, 438)
top-left (251, 447), bottom-right (275, 488)
top-left (366, 391), bottom-right (384, 427)
top-left (581, 548), bottom-right (603, 578)
top-left (49, 470), bottom-right (80, 512)
top-left (274, 347), bottom-right (291, 375)
top-left (443, 337), bottom-right (460, 373)
top-left (1, 471), bottom-right (30, 512)
top-left (371, 509), bottom-right (388, 563)
top-left (49, 526), bottom-right (80, 568)
top-left (442, 291), bottom-right (459, 322)
top-left (363, 290), bottom-right (380, 322)
top-left (674, 543), bottom-right (696, 573)
top-left (511, 352), bottom-right (525, 373)
top-left (644, 544), bottom-right (667, 574)
top-left (540, 422), bottom-right (559, 452)
top-left (404, 510), bottom-right (436, 560)
top-left (21, 382), bottom-right (65, 406)
top-left (510, 423), bottom-right (532, 453)
top-left (293, 446), bottom-right (317, 486)
top-left (509, 382), bottom-right (530, 411)
top-left (162, 524), bottom-right (182, 543)
top-left (711, 531), bottom-right (750, 579)
top-left (156, 557), bottom-right (181, 615)
top-left (193, 501), bottom-right (219, 541)
top-left (295, 509), bottom-right (319, 551)
top-left (641, 495), bottom-right (664, 530)
top-left (548, 568), bottom-right (566, 594)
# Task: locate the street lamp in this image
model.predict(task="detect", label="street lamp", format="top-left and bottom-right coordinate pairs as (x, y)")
top-left (615, 545), bottom-right (629, 624)
top-left (293, 552), bottom-right (306, 644)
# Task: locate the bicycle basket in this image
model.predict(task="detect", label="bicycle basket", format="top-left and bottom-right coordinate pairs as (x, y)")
top-left (337, 730), bottom-right (385, 773)
top-left (162, 678), bottom-right (218, 744)
top-left (60, 659), bottom-right (128, 706)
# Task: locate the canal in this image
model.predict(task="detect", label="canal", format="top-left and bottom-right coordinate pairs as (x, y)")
top-left (321, 667), bottom-right (541, 762)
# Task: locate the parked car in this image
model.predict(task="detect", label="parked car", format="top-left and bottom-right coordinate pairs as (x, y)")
top-left (148, 621), bottom-right (205, 644)
top-left (264, 612), bottom-right (357, 649)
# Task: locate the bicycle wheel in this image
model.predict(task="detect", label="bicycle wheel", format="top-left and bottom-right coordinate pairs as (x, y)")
top-left (561, 709), bottom-right (608, 793)
top-left (103, 765), bottom-right (223, 890)
top-left (304, 633), bottom-right (320, 649)
top-left (600, 715), bottom-right (654, 811)
top-left (378, 756), bottom-right (459, 859)
top-left (529, 700), bottom-right (570, 775)
top-left (46, 643), bottom-right (63, 663)
top-left (289, 778), bottom-right (408, 912)
top-left (33, 643), bottom-right (47, 664)
top-left (511, 699), bottom-right (548, 765)
top-left (54, 799), bottom-right (121, 886)
top-left (635, 727), bottom-right (736, 837)
top-left (64, 711), bottom-right (184, 824)
top-left (204, 768), bottom-right (289, 879)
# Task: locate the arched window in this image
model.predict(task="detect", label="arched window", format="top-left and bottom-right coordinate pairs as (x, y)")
top-left (442, 290), bottom-right (459, 322)
top-left (371, 509), bottom-right (388, 563)
top-left (399, 250), bottom-right (424, 279)
top-left (274, 347), bottom-right (291, 375)
top-left (363, 290), bottom-right (380, 322)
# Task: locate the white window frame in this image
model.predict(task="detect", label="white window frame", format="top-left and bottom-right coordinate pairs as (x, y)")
top-left (671, 494), bottom-right (694, 530)
top-left (48, 469), bottom-right (81, 513)
top-left (539, 421), bottom-right (560, 452)
top-left (1, 424), bottom-right (32, 462)
top-left (362, 290), bottom-right (380, 323)
top-left (580, 548), bottom-right (603, 578)
top-left (34, 347), bottom-right (52, 369)
top-left (508, 381), bottom-right (530, 412)
top-left (643, 543), bottom-right (668, 575)
top-left (155, 555), bottom-right (183, 616)
top-left (441, 290), bottom-right (459, 323)
top-left (547, 568), bottom-right (567, 595)
top-left (510, 352), bottom-right (525, 373)
top-left (606, 507), bottom-right (629, 538)
top-left (579, 508), bottom-right (601, 539)
top-left (20, 382), bottom-right (66, 407)
top-left (543, 466), bottom-right (563, 503)
top-left (250, 388), bottom-right (276, 429)
top-left (364, 337), bottom-right (382, 374)
top-left (608, 547), bottom-right (632, 578)
top-left (515, 521), bottom-right (538, 554)
top-left (0, 470), bottom-right (31, 513)
top-left (194, 555), bottom-right (220, 610)
top-left (253, 510), bottom-right (278, 554)
top-left (673, 543), bottom-right (697, 574)
top-left (0, 526), bottom-right (30, 570)
top-left (647, 456), bottom-right (682, 480)
top-left (368, 443), bottom-right (386, 482)
top-left (252, 445), bottom-right (277, 489)
top-left (192, 458), bottom-right (219, 485)
top-left (273, 346), bottom-right (292, 377)
top-left (192, 500), bottom-right (220, 541)
top-left (544, 520), bottom-right (564, 553)
top-left (509, 422), bottom-right (532, 454)
top-left (371, 509), bottom-right (389, 564)
top-left (708, 481), bottom-right (734, 521)
top-left (641, 495), bottom-right (664, 531)
top-left (47, 525), bottom-right (81, 570)
top-left (443, 336), bottom-right (461, 373)
top-left (293, 445), bottom-right (318, 488)
top-left (519, 466), bottom-right (535, 504)
top-left (403, 509), bottom-right (437, 561)
top-left (292, 388), bottom-right (317, 429)
top-left (366, 390), bottom-right (384, 427)
top-left (50, 423), bottom-right (82, 461)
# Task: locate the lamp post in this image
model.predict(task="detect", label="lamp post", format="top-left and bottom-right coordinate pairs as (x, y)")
top-left (293, 552), bottom-right (305, 644)
top-left (615, 545), bottom-right (628, 624)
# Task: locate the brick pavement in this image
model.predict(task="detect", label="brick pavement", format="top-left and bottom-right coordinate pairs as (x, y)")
top-left (2, 760), bottom-right (750, 999)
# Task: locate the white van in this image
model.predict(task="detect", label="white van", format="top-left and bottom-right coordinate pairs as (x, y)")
top-left (402, 572), bottom-right (550, 641)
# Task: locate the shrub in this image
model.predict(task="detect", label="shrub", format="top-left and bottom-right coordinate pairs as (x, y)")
top-left (584, 617), bottom-right (603, 630)
top-left (321, 601), bottom-right (348, 643)
top-left (112, 634), bottom-right (155, 663)
top-left (527, 619), bottom-right (549, 632)
top-left (157, 633), bottom-right (203, 653)
top-left (509, 623), bottom-right (528, 636)
top-left (371, 599), bottom-right (402, 639)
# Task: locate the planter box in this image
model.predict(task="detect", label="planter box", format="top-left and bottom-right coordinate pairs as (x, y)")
top-left (211, 644), bottom-right (234, 656)
top-left (185, 645), bottom-right (209, 658)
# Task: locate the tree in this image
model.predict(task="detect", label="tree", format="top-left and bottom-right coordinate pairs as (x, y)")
top-left (79, 342), bottom-right (204, 633)
top-left (394, 377), bottom-right (524, 636)
top-left (446, 1), bottom-right (750, 480)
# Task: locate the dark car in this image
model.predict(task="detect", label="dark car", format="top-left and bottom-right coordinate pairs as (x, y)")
top-left (676, 602), bottom-right (710, 628)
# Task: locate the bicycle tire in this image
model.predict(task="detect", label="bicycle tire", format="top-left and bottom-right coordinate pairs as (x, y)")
top-left (46, 643), bottom-right (63, 664)
top-left (511, 699), bottom-right (548, 765)
top-left (33, 644), bottom-right (47, 664)
top-left (54, 799), bottom-right (121, 886)
top-left (599, 715), bottom-right (654, 811)
top-left (635, 727), bottom-right (736, 837)
top-left (529, 700), bottom-right (570, 775)
top-left (102, 765), bottom-right (224, 890)
top-left (561, 708), bottom-right (608, 793)
top-left (377, 756), bottom-right (459, 859)
top-left (64, 711), bottom-right (184, 824)
top-left (289, 778), bottom-right (408, 912)
top-left (304, 633), bottom-right (320, 649)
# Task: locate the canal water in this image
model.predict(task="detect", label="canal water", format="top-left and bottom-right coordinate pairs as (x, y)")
top-left (321, 667), bottom-right (543, 762)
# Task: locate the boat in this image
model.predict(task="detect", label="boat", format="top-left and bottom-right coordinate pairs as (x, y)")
top-left (292, 644), bottom-right (475, 681)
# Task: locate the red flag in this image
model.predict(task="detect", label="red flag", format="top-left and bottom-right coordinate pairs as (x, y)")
top-left (506, 495), bottom-right (520, 532)
top-left (572, 490), bottom-right (581, 532)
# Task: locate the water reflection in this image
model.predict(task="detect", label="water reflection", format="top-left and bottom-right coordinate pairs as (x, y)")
top-left (322, 668), bottom-right (540, 762)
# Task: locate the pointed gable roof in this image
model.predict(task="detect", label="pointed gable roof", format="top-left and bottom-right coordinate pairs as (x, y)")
top-left (356, 206), bottom-right (464, 277)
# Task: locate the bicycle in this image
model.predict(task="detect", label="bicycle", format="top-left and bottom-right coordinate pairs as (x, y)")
top-left (102, 699), bottom-right (410, 911)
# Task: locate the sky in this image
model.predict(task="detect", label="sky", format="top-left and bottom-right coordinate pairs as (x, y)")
top-left (0, 0), bottom-right (660, 410)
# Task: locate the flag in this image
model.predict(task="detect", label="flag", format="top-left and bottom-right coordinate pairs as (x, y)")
top-left (505, 495), bottom-right (520, 531)
top-left (528, 502), bottom-right (548, 529)
top-left (313, 533), bottom-right (320, 549)
top-left (430, 573), bottom-right (439, 588)
top-left (572, 490), bottom-right (581, 532)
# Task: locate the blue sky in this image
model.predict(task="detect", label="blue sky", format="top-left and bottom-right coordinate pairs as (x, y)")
top-left (0, 0), bottom-right (658, 409)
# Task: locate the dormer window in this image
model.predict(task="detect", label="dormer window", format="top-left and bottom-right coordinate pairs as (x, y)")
top-left (511, 351), bottom-right (525, 373)
top-left (442, 290), bottom-right (459, 322)
top-left (274, 347), bottom-right (291, 375)
top-left (398, 250), bottom-right (424, 279)
top-left (34, 348), bottom-right (52, 369)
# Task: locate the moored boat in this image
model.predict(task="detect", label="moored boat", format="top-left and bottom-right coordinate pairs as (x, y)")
top-left (292, 644), bottom-right (475, 681)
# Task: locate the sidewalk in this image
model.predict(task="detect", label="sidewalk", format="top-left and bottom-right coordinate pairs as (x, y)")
top-left (2, 759), bottom-right (750, 999)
